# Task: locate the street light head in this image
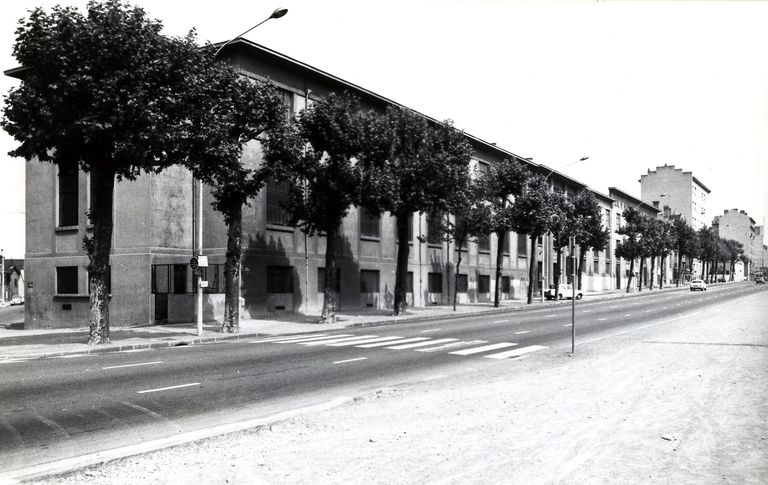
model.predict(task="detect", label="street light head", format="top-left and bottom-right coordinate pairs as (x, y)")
top-left (579, 156), bottom-right (589, 161)
top-left (271, 7), bottom-right (288, 19)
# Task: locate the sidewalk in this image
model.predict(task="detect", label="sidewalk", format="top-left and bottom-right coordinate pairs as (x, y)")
top-left (0, 282), bottom-right (712, 361)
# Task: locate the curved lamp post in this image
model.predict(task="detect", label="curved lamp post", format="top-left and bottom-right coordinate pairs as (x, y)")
top-left (194, 7), bottom-right (288, 337)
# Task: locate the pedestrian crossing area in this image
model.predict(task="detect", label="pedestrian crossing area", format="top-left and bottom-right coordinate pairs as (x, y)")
top-left (251, 333), bottom-right (549, 360)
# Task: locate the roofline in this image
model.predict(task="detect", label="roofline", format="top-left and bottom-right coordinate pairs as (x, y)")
top-left (608, 187), bottom-right (660, 213)
top-left (587, 187), bottom-right (614, 204)
top-left (692, 175), bottom-right (711, 193)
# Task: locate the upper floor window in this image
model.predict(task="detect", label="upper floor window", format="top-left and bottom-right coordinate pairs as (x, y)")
top-left (266, 179), bottom-right (292, 227)
top-left (279, 88), bottom-right (295, 122)
top-left (477, 234), bottom-right (490, 253)
top-left (427, 212), bottom-right (443, 245)
top-left (58, 164), bottom-right (78, 227)
top-left (360, 209), bottom-right (381, 239)
top-left (517, 233), bottom-right (528, 257)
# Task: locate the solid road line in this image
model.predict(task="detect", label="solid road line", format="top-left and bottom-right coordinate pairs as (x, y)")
top-left (103, 361), bottom-right (162, 370)
top-left (137, 383), bottom-right (200, 394)
top-left (449, 342), bottom-right (517, 356)
top-left (484, 345), bottom-right (549, 360)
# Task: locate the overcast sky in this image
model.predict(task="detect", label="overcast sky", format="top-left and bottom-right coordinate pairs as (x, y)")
top-left (1, 0), bottom-right (767, 259)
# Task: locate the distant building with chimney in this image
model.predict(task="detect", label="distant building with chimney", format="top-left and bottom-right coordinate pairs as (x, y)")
top-left (639, 164), bottom-right (710, 230)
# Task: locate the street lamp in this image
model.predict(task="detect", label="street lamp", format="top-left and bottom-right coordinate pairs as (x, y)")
top-left (193, 7), bottom-right (289, 337)
top-left (543, 156), bottom-right (589, 182)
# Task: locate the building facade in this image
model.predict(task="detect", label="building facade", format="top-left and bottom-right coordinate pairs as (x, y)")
top-left (712, 209), bottom-right (760, 278)
top-left (639, 164), bottom-right (710, 230)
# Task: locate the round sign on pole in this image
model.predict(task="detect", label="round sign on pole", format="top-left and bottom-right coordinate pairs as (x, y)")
top-left (190, 257), bottom-right (198, 270)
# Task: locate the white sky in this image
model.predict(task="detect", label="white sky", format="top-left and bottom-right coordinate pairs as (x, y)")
top-left (1, 0), bottom-right (767, 259)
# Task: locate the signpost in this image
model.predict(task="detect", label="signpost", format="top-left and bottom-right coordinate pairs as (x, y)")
top-left (570, 236), bottom-right (576, 355)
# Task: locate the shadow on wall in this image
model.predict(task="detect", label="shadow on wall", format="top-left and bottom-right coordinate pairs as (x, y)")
top-left (241, 232), bottom-right (302, 318)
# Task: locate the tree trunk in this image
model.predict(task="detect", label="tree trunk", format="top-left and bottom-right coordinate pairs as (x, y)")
top-left (221, 204), bottom-right (242, 333)
top-left (320, 224), bottom-right (340, 324)
top-left (493, 230), bottom-right (505, 308)
top-left (626, 258), bottom-right (635, 293)
top-left (649, 255), bottom-right (656, 290)
top-left (393, 216), bottom-right (411, 316)
top-left (454, 232), bottom-right (466, 311)
top-left (676, 253), bottom-right (683, 287)
top-left (86, 167), bottom-right (116, 345)
top-left (730, 260), bottom-right (735, 281)
top-left (577, 246), bottom-right (587, 291)
top-left (638, 257), bottom-right (644, 292)
top-left (527, 234), bottom-right (537, 304)
top-left (553, 246), bottom-right (563, 288)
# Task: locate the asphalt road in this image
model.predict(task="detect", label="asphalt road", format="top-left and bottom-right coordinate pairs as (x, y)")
top-left (0, 282), bottom-right (764, 475)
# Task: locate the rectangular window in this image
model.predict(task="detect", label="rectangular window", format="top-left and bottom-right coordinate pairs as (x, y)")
top-left (517, 233), bottom-right (528, 257)
top-left (173, 265), bottom-right (188, 294)
top-left (478, 274), bottom-right (491, 293)
top-left (360, 270), bottom-right (379, 293)
top-left (88, 266), bottom-right (112, 294)
top-left (501, 276), bottom-right (511, 293)
top-left (477, 235), bottom-right (490, 253)
top-left (317, 267), bottom-right (341, 293)
top-left (456, 274), bottom-right (468, 293)
top-left (427, 213), bottom-right (443, 245)
top-left (202, 264), bottom-right (225, 294)
top-left (279, 88), bottom-right (295, 121)
top-left (56, 266), bottom-right (78, 294)
top-left (594, 258), bottom-right (600, 274)
top-left (502, 233), bottom-right (511, 255)
top-left (266, 179), bottom-right (291, 227)
top-left (267, 266), bottom-right (293, 293)
top-left (360, 209), bottom-right (381, 239)
top-left (406, 271), bottom-right (414, 293)
top-left (58, 164), bottom-right (78, 227)
top-left (151, 265), bottom-right (170, 294)
top-left (476, 161), bottom-right (489, 176)
top-left (428, 272), bottom-right (442, 293)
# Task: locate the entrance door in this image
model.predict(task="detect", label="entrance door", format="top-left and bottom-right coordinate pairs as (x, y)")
top-left (155, 293), bottom-right (168, 322)
top-left (615, 262), bottom-right (622, 289)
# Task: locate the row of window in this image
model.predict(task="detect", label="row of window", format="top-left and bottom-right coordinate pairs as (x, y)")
top-left (55, 266), bottom-right (111, 295)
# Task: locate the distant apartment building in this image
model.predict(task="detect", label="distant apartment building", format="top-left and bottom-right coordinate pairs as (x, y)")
top-left (639, 164), bottom-right (710, 230)
top-left (712, 209), bottom-right (760, 277)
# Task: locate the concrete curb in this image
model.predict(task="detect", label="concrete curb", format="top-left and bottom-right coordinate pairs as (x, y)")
top-left (0, 281), bottom-right (738, 361)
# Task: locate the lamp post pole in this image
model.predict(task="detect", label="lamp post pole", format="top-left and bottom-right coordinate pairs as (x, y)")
top-left (193, 7), bottom-right (288, 337)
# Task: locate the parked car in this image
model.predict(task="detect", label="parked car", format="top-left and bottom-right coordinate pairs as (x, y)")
top-left (544, 283), bottom-right (583, 300)
top-left (756, 276), bottom-right (765, 284)
top-left (690, 279), bottom-right (707, 291)
top-left (10, 295), bottom-right (24, 306)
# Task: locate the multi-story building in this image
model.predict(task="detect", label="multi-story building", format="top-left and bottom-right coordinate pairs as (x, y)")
top-left (712, 209), bottom-right (759, 278)
top-left (608, 187), bottom-right (662, 290)
top-left (639, 164), bottom-right (710, 230)
top-left (15, 38), bottom-right (627, 329)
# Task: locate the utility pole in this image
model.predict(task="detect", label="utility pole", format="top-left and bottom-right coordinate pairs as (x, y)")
top-left (1, 248), bottom-right (5, 304)
top-left (570, 237), bottom-right (576, 355)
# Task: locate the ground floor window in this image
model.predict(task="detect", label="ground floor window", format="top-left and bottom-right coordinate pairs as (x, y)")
top-left (428, 272), bottom-right (442, 293)
top-left (407, 272), bottom-right (414, 293)
top-left (501, 276), bottom-right (511, 293)
top-left (478, 274), bottom-right (490, 293)
top-left (360, 270), bottom-right (380, 293)
top-left (56, 266), bottom-right (78, 294)
top-left (267, 266), bottom-right (293, 293)
top-left (456, 274), bottom-right (468, 293)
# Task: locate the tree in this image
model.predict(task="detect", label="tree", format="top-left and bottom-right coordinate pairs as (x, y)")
top-left (362, 107), bottom-right (472, 316)
top-left (671, 218), bottom-right (699, 286)
top-left (264, 92), bottom-right (373, 324)
top-left (644, 218), bottom-right (674, 290)
top-left (697, 227), bottom-right (717, 282)
top-left (185, 60), bottom-right (285, 333)
top-left (549, 194), bottom-right (574, 289)
top-left (724, 239), bottom-right (744, 281)
top-left (2, 1), bottom-right (212, 344)
top-left (615, 207), bottom-right (645, 293)
top-left (477, 159), bottom-right (528, 307)
top-left (510, 174), bottom-right (559, 304)
top-left (572, 191), bottom-right (610, 291)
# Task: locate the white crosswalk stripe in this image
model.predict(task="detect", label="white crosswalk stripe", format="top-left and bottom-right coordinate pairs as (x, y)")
top-left (326, 336), bottom-right (403, 347)
top-left (251, 334), bottom-right (330, 343)
top-left (416, 340), bottom-right (488, 352)
top-left (449, 342), bottom-right (517, 356)
top-left (355, 337), bottom-right (428, 348)
top-left (385, 338), bottom-right (458, 350)
top-left (300, 335), bottom-right (380, 346)
top-left (484, 345), bottom-right (549, 360)
top-left (273, 334), bottom-right (353, 344)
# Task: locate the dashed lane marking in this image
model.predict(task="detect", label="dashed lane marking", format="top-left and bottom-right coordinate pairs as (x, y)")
top-left (356, 337), bottom-right (428, 348)
top-left (450, 342), bottom-right (517, 356)
top-left (494, 319), bottom-right (510, 324)
top-left (420, 328), bottom-right (441, 333)
top-left (386, 338), bottom-right (458, 350)
top-left (514, 330), bottom-right (530, 335)
top-left (103, 361), bottom-right (162, 370)
top-left (333, 357), bottom-right (367, 364)
top-left (137, 383), bottom-right (200, 394)
top-left (485, 345), bottom-right (549, 360)
top-left (598, 318), bottom-right (607, 321)
top-left (563, 324), bottom-right (572, 327)
top-left (624, 314), bottom-right (632, 317)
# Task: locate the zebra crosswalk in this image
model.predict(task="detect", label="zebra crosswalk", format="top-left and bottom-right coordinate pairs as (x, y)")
top-left (251, 333), bottom-right (548, 360)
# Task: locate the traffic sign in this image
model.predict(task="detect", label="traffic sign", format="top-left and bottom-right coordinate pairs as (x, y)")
top-left (190, 257), bottom-right (198, 270)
